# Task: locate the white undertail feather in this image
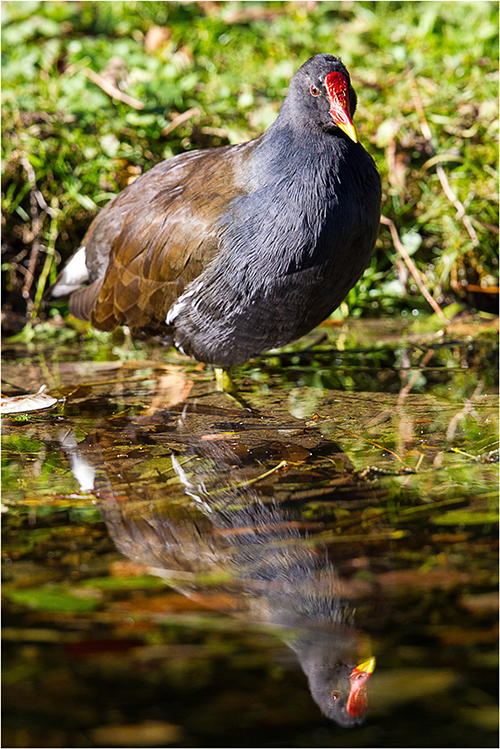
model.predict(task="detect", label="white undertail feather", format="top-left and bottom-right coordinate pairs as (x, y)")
top-left (50, 246), bottom-right (89, 297)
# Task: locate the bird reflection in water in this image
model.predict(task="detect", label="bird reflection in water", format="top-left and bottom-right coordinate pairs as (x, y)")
top-left (85, 429), bottom-right (376, 728)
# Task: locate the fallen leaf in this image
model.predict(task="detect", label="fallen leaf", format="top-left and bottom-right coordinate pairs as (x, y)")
top-left (1, 387), bottom-right (57, 414)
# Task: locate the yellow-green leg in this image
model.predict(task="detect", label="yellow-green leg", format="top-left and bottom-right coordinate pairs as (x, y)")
top-left (214, 367), bottom-right (237, 394)
top-left (214, 367), bottom-right (251, 409)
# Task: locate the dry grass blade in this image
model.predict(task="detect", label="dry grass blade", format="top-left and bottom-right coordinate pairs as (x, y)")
top-left (380, 216), bottom-right (448, 321)
top-left (445, 381), bottom-right (484, 442)
top-left (161, 108), bottom-right (200, 136)
top-left (436, 165), bottom-right (480, 247)
top-left (85, 68), bottom-right (144, 110)
top-left (19, 156), bottom-right (44, 307)
top-left (335, 425), bottom-right (413, 471)
top-left (410, 77), bottom-right (480, 247)
top-left (232, 460), bottom-right (289, 490)
top-left (397, 348), bottom-right (436, 407)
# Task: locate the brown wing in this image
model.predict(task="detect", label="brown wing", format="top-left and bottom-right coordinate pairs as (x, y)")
top-left (70, 143), bottom-right (253, 332)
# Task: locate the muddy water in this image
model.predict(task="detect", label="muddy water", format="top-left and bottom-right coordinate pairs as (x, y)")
top-left (2, 318), bottom-right (498, 747)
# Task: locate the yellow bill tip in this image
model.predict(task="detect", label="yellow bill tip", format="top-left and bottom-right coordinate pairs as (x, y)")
top-left (355, 656), bottom-right (376, 675)
top-left (336, 119), bottom-right (358, 143)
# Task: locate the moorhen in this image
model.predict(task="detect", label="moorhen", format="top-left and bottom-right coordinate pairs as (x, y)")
top-left (49, 54), bottom-right (381, 387)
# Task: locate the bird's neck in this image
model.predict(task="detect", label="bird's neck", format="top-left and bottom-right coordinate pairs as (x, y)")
top-left (249, 118), bottom-right (350, 191)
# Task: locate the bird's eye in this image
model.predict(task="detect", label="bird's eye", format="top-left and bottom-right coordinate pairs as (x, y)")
top-left (331, 690), bottom-right (340, 702)
top-left (310, 85), bottom-right (320, 96)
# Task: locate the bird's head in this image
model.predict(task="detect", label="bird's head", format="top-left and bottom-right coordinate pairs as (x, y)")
top-left (286, 53), bottom-right (359, 142)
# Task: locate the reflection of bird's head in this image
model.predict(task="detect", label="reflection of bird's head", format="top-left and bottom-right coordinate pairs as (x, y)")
top-left (292, 629), bottom-right (375, 728)
top-left (306, 656), bottom-right (375, 727)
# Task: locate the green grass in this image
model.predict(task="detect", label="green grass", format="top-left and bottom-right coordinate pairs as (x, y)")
top-left (2, 0), bottom-right (498, 333)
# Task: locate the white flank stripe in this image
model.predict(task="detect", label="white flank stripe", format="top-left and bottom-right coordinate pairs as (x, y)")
top-left (51, 246), bottom-right (89, 297)
top-left (166, 281), bottom-right (203, 325)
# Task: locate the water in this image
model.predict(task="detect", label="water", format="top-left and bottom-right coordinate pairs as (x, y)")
top-left (2, 317), bottom-right (498, 747)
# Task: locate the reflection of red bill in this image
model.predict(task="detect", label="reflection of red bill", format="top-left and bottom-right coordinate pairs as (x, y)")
top-left (346, 656), bottom-right (376, 717)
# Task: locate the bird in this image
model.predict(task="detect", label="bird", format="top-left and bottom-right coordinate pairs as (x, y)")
top-left (49, 54), bottom-right (381, 391)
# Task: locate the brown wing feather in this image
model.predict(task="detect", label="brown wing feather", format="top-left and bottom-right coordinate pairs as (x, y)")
top-left (76, 143), bottom-right (253, 333)
top-left (69, 278), bottom-right (104, 323)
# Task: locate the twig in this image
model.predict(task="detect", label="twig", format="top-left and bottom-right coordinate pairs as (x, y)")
top-left (85, 68), bottom-right (144, 110)
top-left (161, 108), bottom-right (200, 136)
top-left (380, 215), bottom-right (448, 321)
top-left (410, 77), bottom-right (480, 246)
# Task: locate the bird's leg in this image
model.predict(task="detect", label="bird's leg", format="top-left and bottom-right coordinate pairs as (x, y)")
top-left (214, 367), bottom-right (237, 394)
top-left (214, 367), bottom-right (252, 410)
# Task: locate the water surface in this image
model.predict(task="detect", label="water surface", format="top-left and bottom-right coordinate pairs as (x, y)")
top-left (2, 317), bottom-right (498, 747)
